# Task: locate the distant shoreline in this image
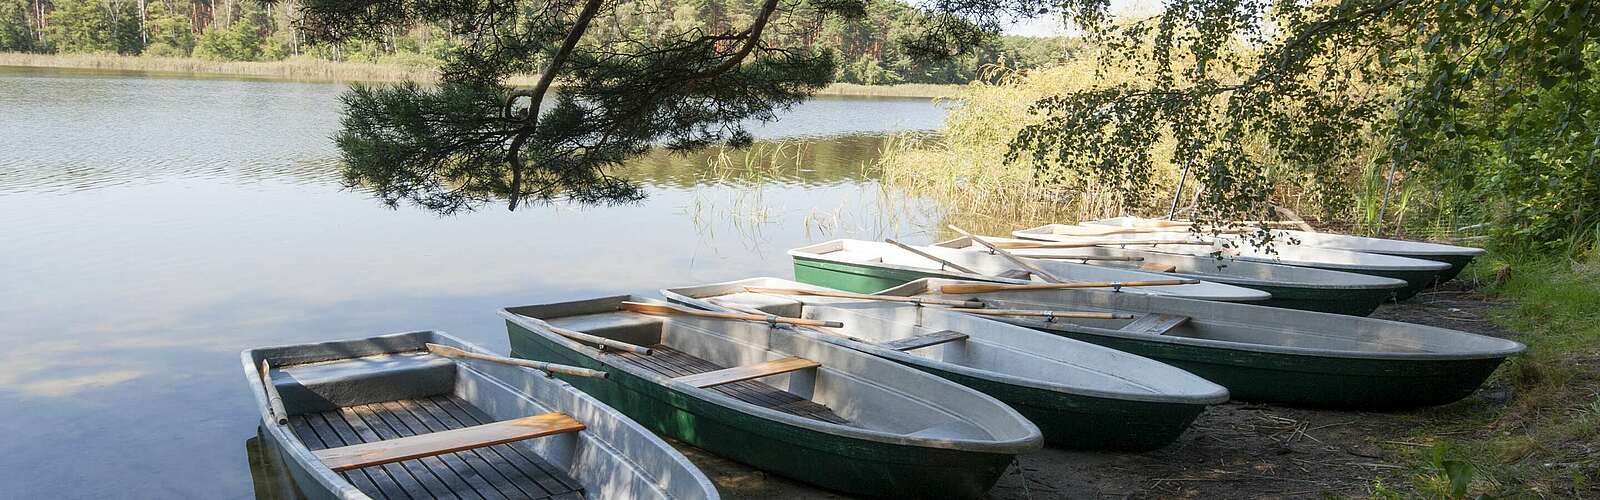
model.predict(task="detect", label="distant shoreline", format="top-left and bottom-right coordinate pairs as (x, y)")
top-left (0, 52), bottom-right (961, 99)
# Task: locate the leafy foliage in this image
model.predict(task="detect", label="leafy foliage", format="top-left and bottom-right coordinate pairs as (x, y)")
top-left (958, 0), bottom-right (1600, 248)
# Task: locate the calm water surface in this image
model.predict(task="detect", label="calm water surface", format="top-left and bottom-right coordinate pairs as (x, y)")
top-left (0, 67), bottom-right (951, 498)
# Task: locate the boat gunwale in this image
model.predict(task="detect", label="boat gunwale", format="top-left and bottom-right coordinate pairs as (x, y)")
top-left (933, 236), bottom-right (1408, 291)
top-left (1010, 225), bottom-right (1454, 272)
top-left (880, 279), bottom-right (1527, 362)
top-left (497, 299), bottom-right (1043, 454)
top-left (1084, 218), bottom-right (1488, 257)
top-left (789, 239), bottom-right (1271, 302)
top-left (659, 278), bottom-right (1230, 406)
top-left (241, 330), bottom-right (720, 500)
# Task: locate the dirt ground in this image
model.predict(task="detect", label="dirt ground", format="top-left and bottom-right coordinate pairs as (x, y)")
top-left (678, 282), bottom-right (1524, 499)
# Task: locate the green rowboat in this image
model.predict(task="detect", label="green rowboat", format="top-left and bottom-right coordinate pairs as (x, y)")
top-left (878, 279), bottom-right (1525, 410)
top-left (790, 238), bottom-right (1270, 302)
top-left (934, 236), bottom-right (1407, 316)
top-left (501, 296), bottom-right (1041, 499)
top-left (663, 277), bottom-right (1231, 451)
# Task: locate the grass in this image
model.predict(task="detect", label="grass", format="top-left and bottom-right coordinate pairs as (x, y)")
top-left (1382, 250), bottom-right (1600, 498)
top-left (0, 52), bottom-right (959, 97)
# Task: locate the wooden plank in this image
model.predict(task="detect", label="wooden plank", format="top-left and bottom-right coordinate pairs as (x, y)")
top-left (304, 413), bottom-right (412, 500)
top-left (338, 407), bottom-right (465, 500)
top-left (319, 410), bottom-right (438, 499)
top-left (879, 330), bottom-right (969, 351)
top-left (314, 413), bottom-right (585, 472)
top-left (344, 406), bottom-right (494, 500)
top-left (617, 347), bottom-right (848, 424)
top-left (673, 356), bottom-right (820, 389)
top-left (1120, 314), bottom-right (1190, 335)
top-left (429, 397), bottom-right (585, 496)
top-left (369, 402), bottom-right (535, 500)
top-left (1139, 262), bottom-right (1179, 273)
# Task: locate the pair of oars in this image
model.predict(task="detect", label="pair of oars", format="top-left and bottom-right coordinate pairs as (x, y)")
top-left (741, 286), bottom-right (1137, 320)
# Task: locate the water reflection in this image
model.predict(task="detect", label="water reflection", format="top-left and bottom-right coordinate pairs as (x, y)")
top-left (247, 430), bottom-right (307, 500)
top-left (0, 67), bottom-right (952, 498)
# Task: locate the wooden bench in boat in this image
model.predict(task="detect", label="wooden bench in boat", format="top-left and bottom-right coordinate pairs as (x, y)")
top-left (1120, 313), bottom-right (1190, 335)
top-left (995, 269), bottom-right (1033, 280)
top-left (290, 395), bottom-right (586, 499)
top-left (880, 330), bottom-right (969, 351)
top-left (314, 411), bottom-right (585, 472)
top-left (610, 346), bottom-right (850, 425)
top-left (674, 356), bottom-right (820, 388)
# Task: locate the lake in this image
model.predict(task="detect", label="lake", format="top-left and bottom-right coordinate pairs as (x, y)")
top-left (0, 67), bottom-right (952, 498)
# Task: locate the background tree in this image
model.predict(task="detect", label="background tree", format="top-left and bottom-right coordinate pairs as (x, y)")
top-left (955, 0), bottom-right (1600, 248)
top-left (289, 0), bottom-right (998, 212)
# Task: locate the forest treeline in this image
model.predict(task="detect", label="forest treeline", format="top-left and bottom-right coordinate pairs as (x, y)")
top-left (0, 0), bottom-right (1077, 84)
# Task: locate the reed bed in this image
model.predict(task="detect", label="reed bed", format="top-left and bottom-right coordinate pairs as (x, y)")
top-left (876, 62), bottom-right (1188, 235)
top-left (0, 52), bottom-right (952, 97)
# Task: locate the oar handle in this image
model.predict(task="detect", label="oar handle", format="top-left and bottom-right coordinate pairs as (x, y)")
top-left (426, 343), bottom-right (608, 378)
top-left (260, 359), bottom-right (288, 425)
top-left (948, 225), bottom-right (1066, 283)
top-left (524, 318), bottom-right (653, 355)
top-left (936, 279), bottom-right (1201, 294)
top-left (947, 308), bottom-right (1134, 320)
top-left (621, 301), bottom-right (844, 328)
top-left (743, 286), bottom-right (982, 308)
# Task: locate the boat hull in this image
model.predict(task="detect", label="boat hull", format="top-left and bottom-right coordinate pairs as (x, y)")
top-left (794, 256), bottom-right (944, 294)
top-left (915, 364), bottom-right (1207, 450)
top-left (1007, 322), bottom-right (1508, 409)
top-left (507, 321), bottom-right (1017, 499)
top-left (1244, 281), bottom-right (1393, 316)
top-left (1324, 266), bottom-right (1436, 301)
top-left (1379, 252), bottom-right (1475, 284)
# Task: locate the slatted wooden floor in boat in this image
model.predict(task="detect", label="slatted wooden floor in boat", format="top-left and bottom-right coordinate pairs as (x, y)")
top-left (614, 345), bottom-right (850, 425)
top-left (288, 395), bottom-right (584, 500)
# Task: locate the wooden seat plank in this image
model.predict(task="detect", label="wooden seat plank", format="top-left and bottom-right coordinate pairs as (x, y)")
top-left (613, 346), bottom-right (849, 424)
top-left (673, 356), bottom-right (820, 388)
top-left (1120, 313), bottom-right (1190, 335)
top-left (345, 406), bottom-right (496, 500)
top-left (879, 330), bottom-right (969, 351)
top-left (314, 413), bottom-right (585, 472)
top-left (416, 397), bottom-right (580, 497)
top-left (367, 401), bottom-right (534, 500)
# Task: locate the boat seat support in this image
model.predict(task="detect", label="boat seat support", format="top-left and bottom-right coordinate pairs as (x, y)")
top-left (313, 412), bottom-right (585, 472)
top-left (1120, 314), bottom-right (1190, 335)
top-left (674, 356), bottom-right (820, 388)
top-left (879, 330), bottom-right (970, 351)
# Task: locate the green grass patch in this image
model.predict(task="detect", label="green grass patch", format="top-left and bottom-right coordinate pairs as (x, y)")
top-left (1387, 251), bottom-right (1600, 498)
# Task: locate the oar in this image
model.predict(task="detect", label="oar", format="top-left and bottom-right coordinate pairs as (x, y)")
top-left (947, 225), bottom-right (1065, 283)
top-left (426, 343), bottom-right (609, 378)
top-left (744, 286), bottom-right (984, 308)
top-left (946, 308), bottom-right (1135, 320)
top-left (522, 317), bottom-right (654, 355)
top-left (1021, 254), bottom-right (1145, 262)
top-left (1051, 224), bottom-right (1258, 237)
top-left (937, 279), bottom-right (1201, 294)
top-left (621, 301), bottom-right (844, 328)
top-left (990, 239), bottom-right (1208, 249)
top-left (886, 238), bottom-right (978, 275)
top-left (260, 360), bottom-right (288, 425)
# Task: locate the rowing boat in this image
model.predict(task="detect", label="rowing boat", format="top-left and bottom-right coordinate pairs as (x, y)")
top-left (934, 236), bottom-right (1407, 316)
top-left (790, 238), bottom-right (1270, 302)
top-left (1085, 217), bottom-right (1487, 282)
top-left (1012, 225), bottom-right (1451, 300)
top-left (662, 277), bottom-right (1230, 450)
top-left (501, 296), bottom-right (1042, 499)
top-left (878, 278), bottom-right (1525, 409)
top-left (243, 331), bottom-right (717, 500)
